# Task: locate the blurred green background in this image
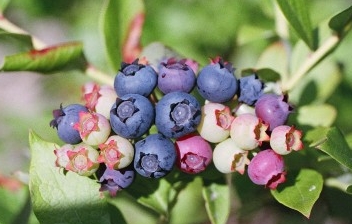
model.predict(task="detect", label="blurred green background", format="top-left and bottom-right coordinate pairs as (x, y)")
top-left (1, 0), bottom-right (352, 223)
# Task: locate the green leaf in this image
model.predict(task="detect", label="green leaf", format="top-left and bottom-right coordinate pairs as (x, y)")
top-left (277, 0), bottom-right (316, 50)
top-left (297, 104), bottom-right (337, 127)
top-left (271, 169), bottom-right (323, 218)
top-left (255, 41), bottom-right (289, 82)
top-left (0, 186), bottom-right (28, 224)
top-left (136, 178), bottom-right (176, 217)
top-left (307, 127), bottom-right (352, 171)
top-left (28, 130), bottom-right (111, 224)
top-left (328, 5), bottom-right (352, 36)
top-left (0, 30), bottom-right (33, 50)
top-left (1, 42), bottom-right (86, 73)
top-left (241, 68), bottom-right (281, 82)
top-left (100, 0), bottom-right (144, 72)
top-left (202, 182), bottom-right (230, 224)
top-left (0, 0), bottom-right (10, 12)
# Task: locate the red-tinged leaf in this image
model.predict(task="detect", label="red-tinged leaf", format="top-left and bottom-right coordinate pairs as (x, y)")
top-left (122, 13), bottom-right (145, 63)
top-left (1, 42), bottom-right (86, 73)
top-left (100, 0), bottom-right (144, 72)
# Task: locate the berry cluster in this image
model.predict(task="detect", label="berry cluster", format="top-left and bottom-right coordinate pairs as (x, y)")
top-left (50, 57), bottom-right (304, 196)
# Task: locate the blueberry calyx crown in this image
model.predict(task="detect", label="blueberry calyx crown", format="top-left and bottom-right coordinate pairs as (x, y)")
top-left (120, 58), bottom-right (145, 76)
top-left (50, 104), bottom-right (65, 129)
top-left (113, 98), bottom-right (139, 123)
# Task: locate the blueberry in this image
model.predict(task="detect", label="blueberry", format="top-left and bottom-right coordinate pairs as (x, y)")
top-left (50, 104), bottom-right (89, 144)
top-left (134, 134), bottom-right (176, 178)
top-left (114, 59), bottom-right (157, 97)
top-left (196, 57), bottom-right (238, 103)
top-left (155, 92), bottom-right (201, 138)
top-left (255, 94), bottom-right (292, 131)
top-left (98, 166), bottom-right (135, 196)
top-left (110, 94), bottom-right (154, 139)
top-left (237, 74), bottom-right (264, 106)
top-left (157, 58), bottom-right (196, 94)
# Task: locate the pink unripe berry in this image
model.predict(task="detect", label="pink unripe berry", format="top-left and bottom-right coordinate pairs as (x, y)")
top-left (175, 134), bottom-right (212, 174)
top-left (230, 113), bottom-right (269, 150)
top-left (65, 143), bottom-right (99, 176)
top-left (270, 125), bottom-right (304, 155)
top-left (98, 135), bottom-right (134, 169)
top-left (197, 102), bottom-right (234, 143)
top-left (247, 149), bottom-right (286, 189)
top-left (74, 111), bottom-right (111, 146)
top-left (213, 138), bottom-right (250, 174)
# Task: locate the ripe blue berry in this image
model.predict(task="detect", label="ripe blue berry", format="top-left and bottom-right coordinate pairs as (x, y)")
top-left (134, 134), bottom-right (176, 178)
top-left (155, 92), bottom-right (201, 138)
top-left (114, 59), bottom-right (157, 97)
top-left (196, 57), bottom-right (238, 103)
top-left (110, 94), bottom-right (154, 139)
top-left (255, 94), bottom-right (292, 131)
top-left (98, 166), bottom-right (135, 196)
top-left (237, 74), bottom-right (264, 106)
top-left (50, 104), bottom-right (89, 144)
top-left (158, 58), bottom-right (196, 94)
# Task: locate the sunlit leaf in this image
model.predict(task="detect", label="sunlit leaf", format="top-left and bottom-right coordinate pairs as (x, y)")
top-left (256, 41), bottom-right (289, 82)
top-left (277, 0), bottom-right (316, 50)
top-left (202, 182), bottom-right (230, 224)
top-left (329, 6), bottom-right (352, 36)
top-left (271, 169), bottom-right (323, 218)
top-left (297, 104), bottom-right (337, 127)
top-left (306, 127), bottom-right (352, 171)
top-left (100, 0), bottom-right (144, 72)
top-left (1, 42), bottom-right (86, 73)
top-left (28, 130), bottom-right (111, 224)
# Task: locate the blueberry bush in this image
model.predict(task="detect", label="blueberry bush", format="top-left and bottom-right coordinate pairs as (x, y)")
top-left (1, 0), bottom-right (352, 223)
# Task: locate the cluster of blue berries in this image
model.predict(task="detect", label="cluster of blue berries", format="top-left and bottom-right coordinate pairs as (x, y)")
top-left (50, 57), bottom-right (304, 196)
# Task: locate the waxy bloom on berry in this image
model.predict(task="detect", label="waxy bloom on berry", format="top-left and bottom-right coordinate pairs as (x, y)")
top-left (270, 125), bottom-right (304, 155)
top-left (197, 102), bottom-right (234, 143)
top-left (247, 149), bottom-right (286, 189)
top-left (213, 138), bottom-right (250, 174)
top-left (98, 135), bottom-right (134, 170)
top-left (175, 134), bottom-right (212, 174)
top-left (82, 82), bottom-right (117, 119)
top-left (230, 113), bottom-right (269, 150)
top-left (65, 143), bottom-right (99, 176)
top-left (255, 94), bottom-right (292, 131)
top-left (74, 111), bottom-right (111, 146)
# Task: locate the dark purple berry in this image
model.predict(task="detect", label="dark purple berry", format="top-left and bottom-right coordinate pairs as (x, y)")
top-left (110, 94), bottom-right (154, 139)
top-left (157, 58), bottom-right (196, 94)
top-left (155, 92), bottom-right (201, 138)
top-left (196, 57), bottom-right (238, 103)
top-left (255, 94), bottom-right (292, 131)
top-left (237, 74), bottom-right (264, 106)
top-left (134, 134), bottom-right (176, 178)
top-left (98, 166), bottom-right (135, 196)
top-left (50, 104), bottom-right (88, 144)
top-left (114, 59), bottom-right (157, 97)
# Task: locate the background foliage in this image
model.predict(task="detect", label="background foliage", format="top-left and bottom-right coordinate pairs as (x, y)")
top-left (0, 0), bottom-right (352, 223)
